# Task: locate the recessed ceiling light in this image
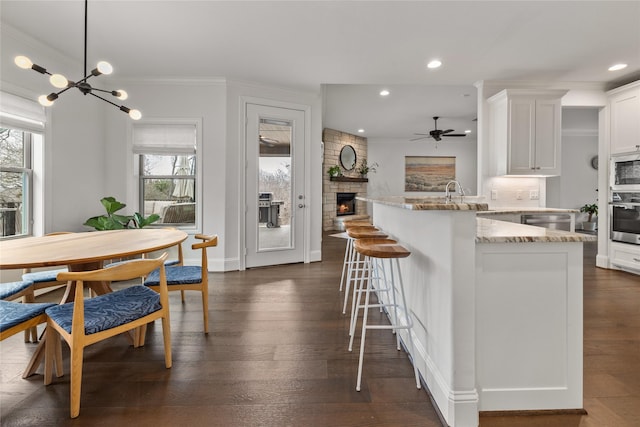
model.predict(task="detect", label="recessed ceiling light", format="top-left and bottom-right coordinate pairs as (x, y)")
top-left (427, 60), bottom-right (442, 69)
top-left (465, 130), bottom-right (472, 134)
top-left (608, 63), bottom-right (628, 71)
top-left (357, 129), bottom-right (365, 133)
top-left (379, 89), bottom-right (390, 96)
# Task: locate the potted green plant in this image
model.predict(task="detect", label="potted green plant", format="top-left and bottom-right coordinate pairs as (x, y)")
top-left (356, 158), bottom-right (378, 177)
top-left (580, 203), bottom-right (598, 231)
top-left (327, 165), bottom-right (341, 178)
top-left (84, 196), bottom-right (160, 230)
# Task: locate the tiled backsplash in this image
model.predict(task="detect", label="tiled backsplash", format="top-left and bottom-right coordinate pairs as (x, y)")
top-left (486, 176), bottom-right (545, 209)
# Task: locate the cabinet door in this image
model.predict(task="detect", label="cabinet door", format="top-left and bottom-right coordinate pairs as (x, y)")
top-left (534, 98), bottom-right (561, 174)
top-left (508, 98), bottom-right (536, 174)
top-left (610, 85), bottom-right (640, 155)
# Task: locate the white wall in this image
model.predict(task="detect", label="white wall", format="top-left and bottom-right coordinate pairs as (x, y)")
top-left (366, 137), bottom-right (478, 197)
top-left (547, 108), bottom-right (599, 222)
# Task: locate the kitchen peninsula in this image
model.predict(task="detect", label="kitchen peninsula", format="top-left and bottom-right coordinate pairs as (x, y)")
top-left (358, 196), bottom-right (596, 427)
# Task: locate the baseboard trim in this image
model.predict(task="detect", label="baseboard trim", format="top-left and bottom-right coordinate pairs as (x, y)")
top-left (480, 408), bottom-right (588, 417)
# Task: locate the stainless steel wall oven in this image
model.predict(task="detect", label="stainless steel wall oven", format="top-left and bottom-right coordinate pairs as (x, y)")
top-left (611, 192), bottom-right (640, 245)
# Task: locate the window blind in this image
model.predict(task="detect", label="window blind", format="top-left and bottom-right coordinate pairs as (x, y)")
top-left (0, 92), bottom-right (46, 133)
top-left (132, 123), bottom-right (197, 154)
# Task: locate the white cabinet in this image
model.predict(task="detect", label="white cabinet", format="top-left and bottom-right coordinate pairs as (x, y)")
top-left (610, 241), bottom-right (640, 274)
top-left (488, 89), bottom-right (567, 176)
top-left (608, 81), bottom-right (640, 155)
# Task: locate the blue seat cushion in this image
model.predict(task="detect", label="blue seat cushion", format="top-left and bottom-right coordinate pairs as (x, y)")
top-left (45, 286), bottom-right (161, 335)
top-left (0, 300), bottom-right (55, 333)
top-left (144, 266), bottom-right (202, 286)
top-left (0, 280), bottom-right (34, 300)
top-left (22, 268), bottom-right (68, 283)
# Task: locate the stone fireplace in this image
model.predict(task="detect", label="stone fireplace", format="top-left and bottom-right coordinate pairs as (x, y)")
top-left (322, 128), bottom-right (369, 231)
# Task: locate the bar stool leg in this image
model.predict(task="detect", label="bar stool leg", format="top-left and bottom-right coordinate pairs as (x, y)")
top-left (339, 238), bottom-right (352, 292)
top-left (395, 257), bottom-right (421, 389)
top-left (356, 255), bottom-right (374, 392)
top-left (348, 254), bottom-right (371, 351)
top-left (342, 241), bottom-right (363, 314)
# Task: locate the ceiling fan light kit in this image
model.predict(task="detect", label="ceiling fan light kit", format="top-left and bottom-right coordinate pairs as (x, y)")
top-left (14, 0), bottom-right (141, 120)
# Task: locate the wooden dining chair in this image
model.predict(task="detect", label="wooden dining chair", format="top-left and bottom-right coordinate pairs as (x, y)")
top-left (0, 299), bottom-right (63, 378)
top-left (106, 227), bottom-right (184, 286)
top-left (0, 280), bottom-right (38, 342)
top-left (44, 253), bottom-right (172, 418)
top-left (144, 234), bottom-right (217, 334)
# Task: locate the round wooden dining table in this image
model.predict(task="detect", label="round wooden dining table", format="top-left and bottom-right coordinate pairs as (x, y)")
top-left (0, 228), bottom-right (188, 377)
top-left (0, 228), bottom-right (188, 270)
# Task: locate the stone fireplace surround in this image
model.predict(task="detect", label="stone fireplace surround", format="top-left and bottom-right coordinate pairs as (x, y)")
top-left (322, 128), bottom-right (368, 231)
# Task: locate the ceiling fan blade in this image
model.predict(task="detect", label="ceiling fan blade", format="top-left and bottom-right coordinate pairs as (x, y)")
top-left (259, 135), bottom-right (278, 147)
top-left (413, 133), bottom-right (430, 136)
top-left (409, 136), bottom-right (431, 141)
top-left (441, 129), bottom-right (455, 134)
top-left (442, 134), bottom-right (466, 137)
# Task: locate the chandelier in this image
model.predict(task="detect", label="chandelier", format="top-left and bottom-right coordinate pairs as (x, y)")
top-left (14, 0), bottom-right (141, 120)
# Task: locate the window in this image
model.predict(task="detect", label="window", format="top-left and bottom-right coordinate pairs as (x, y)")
top-left (0, 128), bottom-right (32, 238)
top-left (0, 92), bottom-right (46, 239)
top-left (133, 121), bottom-right (199, 227)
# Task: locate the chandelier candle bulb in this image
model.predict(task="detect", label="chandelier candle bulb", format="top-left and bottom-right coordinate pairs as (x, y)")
top-left (49, 74), bottom-right (68, 88)
top-left (14, 55), bottom-right (33, 69)
top-left (96, 61), bottom-right (113, 75)
top-left (113, 90), bottom-right (128, 100)
top-left (128, 109), bottom-right (142, 120)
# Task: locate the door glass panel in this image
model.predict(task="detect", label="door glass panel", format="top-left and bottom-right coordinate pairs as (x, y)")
top-left (258, 118), bottom-right (292, 250)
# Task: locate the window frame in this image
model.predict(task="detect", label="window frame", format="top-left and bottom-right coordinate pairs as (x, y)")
top-left (0, 128), bottom-right (34, 239)
top-left (131, 118), bottom-right (202, 231)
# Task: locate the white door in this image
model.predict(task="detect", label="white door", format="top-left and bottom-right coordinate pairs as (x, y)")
top-left (245, 103), bottom-right (306, 268)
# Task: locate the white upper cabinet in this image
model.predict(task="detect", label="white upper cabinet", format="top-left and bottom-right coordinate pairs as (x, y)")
top-left (608, 81), bottom-right (640, 155)
top-left (488, 89), bottom-right (567, 176)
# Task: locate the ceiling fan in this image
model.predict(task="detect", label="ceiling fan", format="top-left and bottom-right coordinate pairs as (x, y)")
top-left (410, 116), bottom-right (467, 142)
top-left (259, 135), bottom-right (279, 147)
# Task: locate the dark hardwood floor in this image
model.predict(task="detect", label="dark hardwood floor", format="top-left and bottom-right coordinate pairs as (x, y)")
top-left (1, 234), bottom-right (638, 426)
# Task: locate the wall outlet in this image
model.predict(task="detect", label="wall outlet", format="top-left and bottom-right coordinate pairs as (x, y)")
top-left (516, 190), bottom-right (523, 200)
top-left (530, 190), bottom-right (539, 200)
top-left (491, 189), bottom-right (498, 200)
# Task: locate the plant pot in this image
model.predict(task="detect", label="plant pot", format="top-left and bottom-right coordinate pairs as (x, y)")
top-left (582, 221), bottom-right (597, 231)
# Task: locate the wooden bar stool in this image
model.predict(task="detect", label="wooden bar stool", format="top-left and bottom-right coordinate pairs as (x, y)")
top-left (342, 227), bottom-right (388, 315)
top-left (346, 237), bottom-right (397, 340)
top-left (351, 239), bottom-right (421, 392)
top-left (339, 221), bottom-right (377, 293)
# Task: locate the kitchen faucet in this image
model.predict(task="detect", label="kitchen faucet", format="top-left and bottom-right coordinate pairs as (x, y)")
top-left (445, 180), bottom-right (465, 202)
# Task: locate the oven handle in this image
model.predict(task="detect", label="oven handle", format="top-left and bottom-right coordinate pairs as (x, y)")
top-left (610, 203), bottom-right (640, 209)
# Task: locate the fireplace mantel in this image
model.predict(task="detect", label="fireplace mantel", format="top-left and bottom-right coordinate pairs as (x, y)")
top-left (330, 176), bottom-right (368, 183)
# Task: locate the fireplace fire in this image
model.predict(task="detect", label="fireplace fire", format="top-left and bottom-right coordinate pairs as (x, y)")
top-left (336, 192), bottom-right (356, 216)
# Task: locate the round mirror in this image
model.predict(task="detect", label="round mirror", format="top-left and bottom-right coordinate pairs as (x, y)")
top-left (339, 145), bottom-right (357, 171)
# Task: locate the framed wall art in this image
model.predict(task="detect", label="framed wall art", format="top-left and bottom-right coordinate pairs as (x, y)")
top-left (405, 156), bottom-right (456, 192)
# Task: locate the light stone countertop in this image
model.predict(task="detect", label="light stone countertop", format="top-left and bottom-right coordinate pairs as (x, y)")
top-left (357, 196), bottom-right (489, 211)
top-left (476, 218), bottom-right (597, 243)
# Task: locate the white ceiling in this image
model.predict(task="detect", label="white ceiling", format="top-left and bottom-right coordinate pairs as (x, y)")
top-left (1, 1), bottom-right (639, 139)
